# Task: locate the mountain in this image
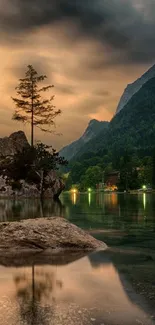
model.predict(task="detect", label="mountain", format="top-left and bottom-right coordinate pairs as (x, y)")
top-left (72, 76), bottom-right (155, 160)
top-left (116, 64), bottom-right (155, 114)
top-left (59, 119), bottom-right (109, 160)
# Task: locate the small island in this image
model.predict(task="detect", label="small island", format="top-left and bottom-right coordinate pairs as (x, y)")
top-left (0, 65), bottom-right (68, 200)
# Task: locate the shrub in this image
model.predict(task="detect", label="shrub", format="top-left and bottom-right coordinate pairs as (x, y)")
top-left (11, 181), bottom-right (22, 191)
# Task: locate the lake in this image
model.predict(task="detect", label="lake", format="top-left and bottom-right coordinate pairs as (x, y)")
top-left (0, 250), bottom-right (154, 325)
top-left (0, 192), bottom-right (155, 248)
top-left (0, 192), bottom-right (155, 324)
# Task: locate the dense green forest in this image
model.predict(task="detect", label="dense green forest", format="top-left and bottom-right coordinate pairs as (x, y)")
top-left (64, 77), bottom-right (155, 191)
top-left (65, 151), bottom-right (154, 191)
top-left (72, 76), bottom-right (155, 158)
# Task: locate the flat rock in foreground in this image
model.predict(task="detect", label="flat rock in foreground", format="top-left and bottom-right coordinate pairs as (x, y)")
top-left (0, 217), bottom-right (106, 265)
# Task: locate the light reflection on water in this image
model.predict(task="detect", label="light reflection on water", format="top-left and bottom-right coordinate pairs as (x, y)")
top-left (71, 192), bottom-right (77, 205)
top-left (0, 192), bottom-right (155, 223)
top-left (143, 193), bottom-right (146, 210)
top-left (0, 193), bottom-right (155, 247)
top-left (88, 192), bottom-right (91, 206)
top-left (0, 250), bottom-right (154, 325)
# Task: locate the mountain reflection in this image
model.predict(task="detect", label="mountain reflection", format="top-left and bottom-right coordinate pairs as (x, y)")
top-left (0, 251), bottom-right (154, 325)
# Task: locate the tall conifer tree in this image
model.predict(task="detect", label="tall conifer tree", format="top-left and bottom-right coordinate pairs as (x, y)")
top-left (12, 65), bottom-right (61, 147)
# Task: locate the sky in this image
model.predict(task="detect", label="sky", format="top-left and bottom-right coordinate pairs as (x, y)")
top-left (0, 0), bottom-right (155, 149)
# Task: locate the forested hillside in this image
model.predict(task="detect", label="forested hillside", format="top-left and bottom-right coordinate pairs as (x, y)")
top-left (72, 76), bottom-right (155, 160)
top-left (66, 77), bottom-right (155, 191)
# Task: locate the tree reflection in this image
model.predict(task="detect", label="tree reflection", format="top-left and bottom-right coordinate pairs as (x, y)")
top-left (0, 198), bottom-right (65, 221)
top-left (14, 265), bottom-right (63, 325)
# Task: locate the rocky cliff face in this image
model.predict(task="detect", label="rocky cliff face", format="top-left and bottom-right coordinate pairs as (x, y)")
top-left (116, 64), bottom-right (155, 114)
top-left (0, 131), bottom-right (29, 158)
top-left (59, 119), bottom-right (109, 160)
top-left (0, 131), bottom-right (64, 198)
top-left (0, 172), bottom-right (64, 198)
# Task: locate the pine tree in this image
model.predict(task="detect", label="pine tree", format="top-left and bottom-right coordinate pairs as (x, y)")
top-left (12, 65), bottom-right (61, 147)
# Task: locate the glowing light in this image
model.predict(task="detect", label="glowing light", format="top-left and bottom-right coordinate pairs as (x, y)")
top-left (142, 185), bottom-right (146, 190)
top-left (71, 188), bottom-right (78, 194)
top-left (88, 188), bottom-right (92, 192)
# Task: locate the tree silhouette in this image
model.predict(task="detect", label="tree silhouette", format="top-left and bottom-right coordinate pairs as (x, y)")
top-left (12, 65), bottom-right (61, 147)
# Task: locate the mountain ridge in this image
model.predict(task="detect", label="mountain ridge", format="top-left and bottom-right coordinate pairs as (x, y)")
top-left (72, 75), bottom-right (155, 161)
top-left (116, 63), bottom-right (155, 114)
top-left (59, 119), bottom-right (109, 160)
top-left (61, 64), bottom-right (155, 162)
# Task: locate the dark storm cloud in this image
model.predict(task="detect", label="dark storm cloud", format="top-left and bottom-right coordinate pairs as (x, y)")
top-left (1, 0), bottom-right (155, 63)
top-left (8, 56), bottom-right (53, 78)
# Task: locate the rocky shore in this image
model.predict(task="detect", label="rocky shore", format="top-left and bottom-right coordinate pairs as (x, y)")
top-left (0, 172), bottom-right (64, 199)
top-left (0, 217), bottom-right (106, 266)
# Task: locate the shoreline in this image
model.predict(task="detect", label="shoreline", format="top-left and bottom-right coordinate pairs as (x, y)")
top-left (0, 190), bottom-right (154, 198)
top-left (63, 190), bottom-right (155, 194)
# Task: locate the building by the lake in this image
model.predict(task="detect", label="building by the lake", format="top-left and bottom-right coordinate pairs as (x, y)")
top-left (96, 171), bottom-right (120, 191)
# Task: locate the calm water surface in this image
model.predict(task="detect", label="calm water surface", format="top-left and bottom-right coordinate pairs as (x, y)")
top-left (0, 250), bottom-right (154, 325)
top-left (0, 192), bottom-right (155, 247)
top-left (0, 193), bottom-right (155, 324)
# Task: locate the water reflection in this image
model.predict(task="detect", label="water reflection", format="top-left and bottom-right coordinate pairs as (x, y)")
top-left (0, 193), bottom-right (155, 248)
top-left (143, 193), bottom-right (146, 210)
top-left (63, 192), bottom-right (155, 248)
top-left (0, 199), bottom-right (65, 222)
top-left (0, 193), bottom-right (155, 225)
top-left (71, 192), bottom-right (77, 205)
top-left (88, 192), bottom-right (91, 206)
top-left (0, 251), bottom-right (154, 325)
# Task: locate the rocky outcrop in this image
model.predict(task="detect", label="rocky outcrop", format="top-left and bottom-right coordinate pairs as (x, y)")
top-left (0, 217), bottom-right (106, 265)
top-left (0, 131), bottom-right (65, 198)
top-left (116, 64), bottom-right (155, 114)
top-left (44, 170), bottom-right (65, 198)
top-left (0, 131), bottom-right (29, 158)
top-left (59, 119), bottom-right (109, 160)
top-left (0, 172), bottom-right (64, 198)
